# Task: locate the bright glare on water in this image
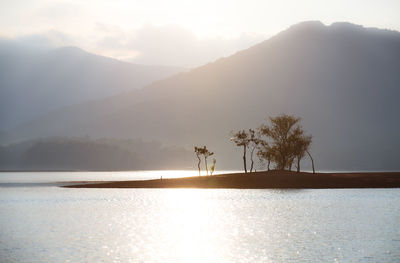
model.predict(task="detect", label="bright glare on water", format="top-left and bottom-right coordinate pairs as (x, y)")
top-left (0, 171), bottom-right (400, 262)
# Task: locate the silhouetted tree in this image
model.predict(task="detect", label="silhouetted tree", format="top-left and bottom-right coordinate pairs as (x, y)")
top-left (259, 114), bottom-right (310, 170)
top-left (257, 140), bottom-right (274, 171)
top-left (293, 134), bottom-right (312, 172)
top-left (202, 146), bottom-right (214, 175)
top-left (306, 149), bottom-right (315, 173)
top-left (194, 146), bottom-right (203, 176)
top-left (247, 129), bottom-right (261, 173)
top-left (210, 158), bottom-right (216, 175)
top-left (230, 130), bottom-right (250, 173)
top-left (194, 146), bottom-right (214, 176)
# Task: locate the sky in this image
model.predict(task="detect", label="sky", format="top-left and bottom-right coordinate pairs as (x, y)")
top-left (1, 0), bottom-right (399, 67)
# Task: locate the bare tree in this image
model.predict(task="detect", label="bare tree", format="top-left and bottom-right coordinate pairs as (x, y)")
top-left (203, 146), bottom-right (214, 175)
top-left (210, 158), bottom-right (216, 175)
top-left (306, 149), bottom-right (316, 174)
top-left (194, 146), bottom-right (203, 176)
top-left (247, 129), bottom-right (261, 173)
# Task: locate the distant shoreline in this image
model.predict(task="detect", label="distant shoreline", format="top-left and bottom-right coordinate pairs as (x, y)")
top-left (63, 171), bottom-right (400, 189)
top-left (0, 169), bottom-right (146, 172)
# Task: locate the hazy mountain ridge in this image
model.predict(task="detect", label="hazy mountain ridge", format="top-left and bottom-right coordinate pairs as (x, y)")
top-left (0, 42), bottom-right (183, 129)
top-left (0, 137), bottom-right (193, 171)
top-left (5, 21), bottom-right (400, 170)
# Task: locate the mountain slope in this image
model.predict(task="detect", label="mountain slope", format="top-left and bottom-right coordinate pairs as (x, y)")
top-left (7, 21), bottom-right (400, 170)
top-left (0, 137), bottom-right (192, 170)
top-left (0, 43), bottom-right (183, 129)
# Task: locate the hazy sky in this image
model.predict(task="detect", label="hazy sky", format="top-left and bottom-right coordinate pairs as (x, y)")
top-left (1, 0), bottom-right (399, 67)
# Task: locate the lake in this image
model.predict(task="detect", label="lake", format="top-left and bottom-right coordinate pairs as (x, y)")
top-left (0, 171), bottom-right (400, 262)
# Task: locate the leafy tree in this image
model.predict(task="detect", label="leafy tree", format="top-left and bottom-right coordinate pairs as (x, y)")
top-left (259, 114), bottom-right (311, 171)
top-left (292, 133), bottom-right (312, 172)
top-left (257, 140), bottom-right (274, 171)
top-left (230, 130), bottom-right (250, 173)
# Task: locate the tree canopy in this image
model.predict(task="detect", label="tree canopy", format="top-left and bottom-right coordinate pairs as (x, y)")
top-left (231, 114), bottom-right (314, 173)
top-left (194, 146), bottom-right (214, 176)
top-left (258, 114), bottom-right (313, 171)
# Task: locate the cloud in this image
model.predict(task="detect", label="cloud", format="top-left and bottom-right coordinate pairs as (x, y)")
top-left (97, 24), bottom-right (266, 67)
top-left (0, 30), bottom-right (74, 52)
top-left (19, 30), bottom-right (74, 48)
top-left (2, 24), bottom-right (266, 67)
top-left (34, 2), bottom-right (84, 22)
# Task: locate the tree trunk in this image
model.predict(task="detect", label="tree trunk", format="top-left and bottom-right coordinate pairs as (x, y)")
top-left (197, 155), bottom-right (201, 176)
top-left (267, 159), bottom-right (270, 171)
top-left (204, 157), bottom-right (209, 175)
top-left (279, 154), bottom-right (286, 170)
top-left (249, 147), bottom-right (255, 173)
top-left (243, 145), bottom-right (247, 173)
top-left (296, 157), bottom-right (300, 172)
top-left (306, 150), bottom-right (315, 174)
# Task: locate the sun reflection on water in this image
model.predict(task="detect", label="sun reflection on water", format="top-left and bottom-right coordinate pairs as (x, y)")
top-left (155, 189), bottom-right (221, 262)
top-left (123, 189), bottom-right (278, 262)
top-left (2, 187), bottom-right (399, 262)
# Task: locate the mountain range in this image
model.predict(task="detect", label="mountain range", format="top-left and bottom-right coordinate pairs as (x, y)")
top-left (2, 21), bottom-right (400, 170)
top-left (0, 42), bottom-right (183, 130)
top-left (0, 137), bottom-right (192, 171)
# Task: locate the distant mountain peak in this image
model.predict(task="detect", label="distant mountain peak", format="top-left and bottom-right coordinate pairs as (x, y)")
top-left (57, 46), bottom-right (85, 52)
top-left (286, 21), bottom-right (370, 34)
top-left (0, 43), bottom-right (184, 130)
top-left (330, 21), bottom-right (364, 29)
top-left (286, 20), bottom-right (325, 32)
top-left (50, 46), bottom-right (90, 56)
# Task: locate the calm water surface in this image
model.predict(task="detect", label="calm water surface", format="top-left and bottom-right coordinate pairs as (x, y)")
top-left (0, 171), bottom-right (399, 262)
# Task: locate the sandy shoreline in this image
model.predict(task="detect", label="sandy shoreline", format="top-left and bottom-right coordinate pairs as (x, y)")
top-left (63, 171), bottom-right (400, 189)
